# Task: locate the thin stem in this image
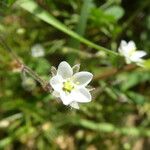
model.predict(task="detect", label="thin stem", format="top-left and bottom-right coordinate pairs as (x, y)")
top-left (0, 35), bottom-right (51, 91)
top-left (94, 64), bottom-right (137, 81)
top-left (23, 66), bottom-right (47, 88)
top-left (0, 35), bottom-right (21, 65)
top-left (18, 0), bottom-right (119, 57)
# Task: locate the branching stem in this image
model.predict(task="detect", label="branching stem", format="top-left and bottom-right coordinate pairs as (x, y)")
top-left (0, 35), bottom-right (51, 91)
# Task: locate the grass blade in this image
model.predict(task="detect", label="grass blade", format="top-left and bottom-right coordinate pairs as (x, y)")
top-left (17, 0), bottom-right (119, 56)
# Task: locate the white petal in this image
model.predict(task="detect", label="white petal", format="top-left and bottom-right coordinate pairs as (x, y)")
top-left (120, 40), bottom-right (127, 48)
top-left (57, 61), bottom-right (73, 79)
top-left (118, 40), bottom-right (127, 54)
top-left (50, 75), bottom-right (63, 92)
top-left (31, 44), bottom-right (45, 57)
top-left (60, 92), bottom-right (73, 105)
top-left (70, 88), bottom-right (92, 103)
top-left (70, 101), bottom-right (79, 109)
top-left (119, 40), bottom-right (136, 56)
top-left (130, 51), bottom-right (147, 62)
top-left (128, 41), bottom-right (136, 51)
top-left (73, 71), bottom-right (93, 87)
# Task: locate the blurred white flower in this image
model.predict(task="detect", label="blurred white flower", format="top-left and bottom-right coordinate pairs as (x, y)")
top-left (0, 120), bottom-right (10, 128)
top-left (50, 61), bottom-right (93, 109)
top-left (16, 28), bottom-right (25, 35)
top-left (118, 40), bottom-right (147, 64)
top-left (22, 77), bottom-right (36, 91)
top-left (31, 44), bottom-right (45, 57)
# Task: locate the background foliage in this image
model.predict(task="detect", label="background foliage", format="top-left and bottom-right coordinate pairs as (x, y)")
top-left (0, 0), bottom-right (150, 149)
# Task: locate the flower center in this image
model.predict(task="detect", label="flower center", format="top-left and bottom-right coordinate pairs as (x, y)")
top-left (63, 80), bottom-right (74, 93)
top-left (129, 48), bottom-right (136, 56)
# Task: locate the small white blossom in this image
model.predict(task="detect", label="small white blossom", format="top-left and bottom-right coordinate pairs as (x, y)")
top-left (22, 77), bottom-right (36, 91)
top-left (0, 120), bottom-right (10, 128)
top-left (31, 44), bottom-right (45, 57)
top-left (50, 61), bottom-right (93, 109)
top-left (118, 40), bottom-right (147, 64)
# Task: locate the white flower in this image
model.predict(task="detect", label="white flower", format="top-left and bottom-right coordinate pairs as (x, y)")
top-left (50, 61), bottom-right (93, 109)
top-left (118, 40), bottom-right (147, 64)
top-left (22, 77), bottom-right (36, 91)
top-left (31, 44), bottom-right (45, 57)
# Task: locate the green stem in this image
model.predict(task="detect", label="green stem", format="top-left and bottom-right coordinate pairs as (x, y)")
top-left (17, 0), bottom-right (119, 57)
top-left (0, 35), bottom-right (50, 91)
top-left (69, 0), bottom-right (93, 48)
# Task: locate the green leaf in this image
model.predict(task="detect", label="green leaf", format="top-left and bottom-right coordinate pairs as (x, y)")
top-left (72, 118), bottom-right (150, 137)
top-left (143, 59), bottom-right (150, 69)
top-left (105, 6), bottom-right (124, 20)
top-left (127, 91), bottom-right (146, 104)
top-left (91, 8), bottom-right (116, 25)
top-left (69, 0), bottom-right (94, 48)
top-left (17, 0), bottom-right (118, 57)
top-left (120, 71), bottom-right (150, 91)
top-left (0, 137), bottom-right (13, 149)
top-left (2, 0), bottom-right (16, 6)
top-left (68, 0), bottom-right (94, 63)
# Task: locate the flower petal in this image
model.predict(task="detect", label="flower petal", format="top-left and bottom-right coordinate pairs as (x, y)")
top-left (60, 92), bottom-right (73, 105)
top-left (70, 101), bottom-right (79, 109)
top-left (120, 40), bottom-right (127, 49)
top-left (118, 40), bottom-right (128, 54)
top-left (121, 40), bottom-right (127, 45)
top-left (130, 51), bottom-right (147, 62)
top-left (119, 40), bottom-right (136, 56)
top-left (73, 71), bottom-right (93, 87)
top-left (50, 75), bottom-right (63, 92)
top-left (31, 44), bottom-right (45, 57)
top-left (128, 41), bottom-right (136, 51)
top-left (57, 61), bottom-right (73, 79)
top-left (71, 87), bottom-right (91, 103)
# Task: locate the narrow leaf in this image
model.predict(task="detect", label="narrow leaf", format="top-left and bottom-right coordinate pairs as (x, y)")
top-left (17, 0), bottom-right (118, 56)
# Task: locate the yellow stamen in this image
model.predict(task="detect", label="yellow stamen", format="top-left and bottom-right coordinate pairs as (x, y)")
top-left (63, 81), bottom-right (74, 93)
